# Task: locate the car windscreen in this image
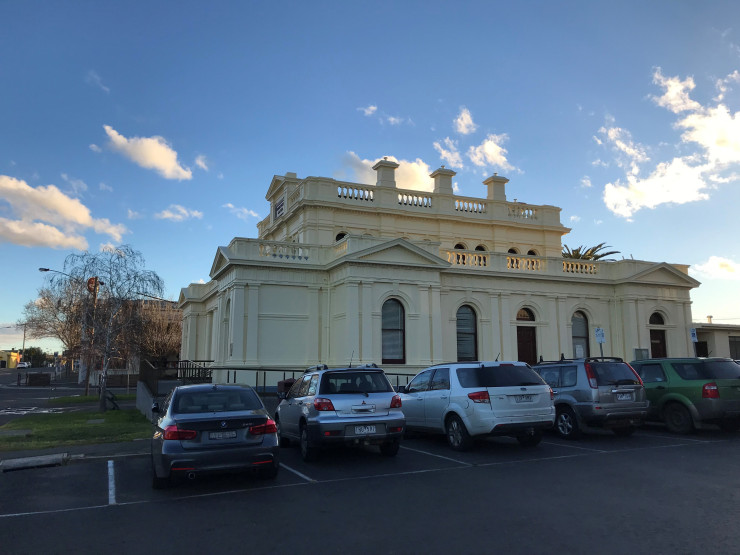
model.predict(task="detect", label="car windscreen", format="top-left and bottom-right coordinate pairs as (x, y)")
top-left (173, 388), bottom-right (262, 413)
top-left (319, 371), bottom-right (393, 394)
top-left (671, 360), bottom-right (740, 380)
top-left (590, 362), bottom-right (640, 386)
top-left (456, 364), bottom-right (545, 388)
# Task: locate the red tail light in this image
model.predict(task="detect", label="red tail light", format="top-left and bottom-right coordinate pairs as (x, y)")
top-left (250, 419), bottom-right (278, 435)
top-left (627, 363), bottom-right (644, 386)
top-left (390, 394), bottom-right (402, 408)
top-left (313, 397), bottom-right (336, 411)
top-left (584, 363), bottom-right (598, 389)
top-left (702, 383), bottom-right (720, 399)
top-left (468, 391), bottom-right (490, 403)
top-left (163, 425), bottom-right (197, 440)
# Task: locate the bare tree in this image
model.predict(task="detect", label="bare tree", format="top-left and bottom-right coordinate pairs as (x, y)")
top-left (59, 245), bottom-right (164, 411)
top-left (138, 300), bottom-right (182, 361)
top-left (21, 281), bottom-right (83, 353)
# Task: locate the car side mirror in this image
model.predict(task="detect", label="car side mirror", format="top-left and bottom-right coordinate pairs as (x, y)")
top-left (277, 392), bottom-right (287, 400)
top-left (397, 386), bottom-right (407, 394)
top-left (151, 402), bottom-right (160, 414)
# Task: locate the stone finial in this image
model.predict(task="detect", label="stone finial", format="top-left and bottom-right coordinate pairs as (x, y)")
top-left (372, 158), bottom-right (400, 188)
top-left (430, 166), bottom-right (456, 194)
top-left (483, 174), bottom-right (510, 201)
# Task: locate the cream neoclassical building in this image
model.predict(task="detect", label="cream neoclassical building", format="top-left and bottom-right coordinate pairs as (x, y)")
top-left (179, 160), bottom-right (700, 381)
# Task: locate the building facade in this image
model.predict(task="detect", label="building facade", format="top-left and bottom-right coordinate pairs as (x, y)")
top-left (179, 161), bottom-right (700, 381)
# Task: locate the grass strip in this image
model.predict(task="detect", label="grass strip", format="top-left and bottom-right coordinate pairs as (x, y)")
top-left (0, 409), bottom-right (151, 452)
top-left (47, 394), bottom-right (136, 406)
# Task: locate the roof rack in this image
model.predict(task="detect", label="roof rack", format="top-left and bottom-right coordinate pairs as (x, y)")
top-left (535, 355), bottom-right (624, 365)
top-left (304, 364), bottom-right (328, 373)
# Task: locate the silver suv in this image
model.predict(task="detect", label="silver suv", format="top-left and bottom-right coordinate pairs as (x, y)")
top-left (398, 361), bottom-right (555, 450)
top-left (533, 357), bottom-right (648, 439)
top-left (275, 364), bottom-right (405, 461)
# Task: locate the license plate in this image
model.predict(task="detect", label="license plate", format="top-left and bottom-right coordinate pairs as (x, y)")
top-left (355, 425), bottom-right (376, 435)
top-left (616, 393), bottom-right (632, 401)
top-left (515, 395), bottom-right (533, 403)
top-left (209, 430), bottom-right (237, 440)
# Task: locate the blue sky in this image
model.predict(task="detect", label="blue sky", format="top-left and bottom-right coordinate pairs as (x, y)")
top-left (2, 1), bottom-right (740, 352)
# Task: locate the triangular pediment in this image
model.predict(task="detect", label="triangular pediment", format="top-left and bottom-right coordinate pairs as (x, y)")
top-left (339, 238), bottom-right (448, 268)
top-left (209, 247), bottom-right (231, 278)
top-left (265, 175), bottom-right (285, 200)
top-left (619, 262), bottom-right (700, 288)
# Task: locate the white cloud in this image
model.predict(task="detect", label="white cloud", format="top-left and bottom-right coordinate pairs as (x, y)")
top-left (581, 177), bottom-right (592, 188)
top-left (0, 175), bottom-right (128, 249)
top-left (103, 125), bottom-right (192, 180)
top-left (598, 123), bottom-right (649, 175)
top-left (603, 157), bottom-right (711, 218)
top-left (89, 144), bottom-right (101, 153)
top-left (155, 204), bottom-right (203, 222)
top-left (342, 152), bottom-right (433, 191)
top-left (714, 70), bottom-right (740, 102)
top-left (99, 182), bottom-right (113, 192)
top-left (195, 155), bottom-right (208, 171)
top-left (85, 70), bottom-right (110, 93)
top-left (676, 104), bottom-right (740, 166)
top-left (454, 107), bottom-right (478, 135)
top-left (651, 69), bottom-right (702, 114)
top-left (61, 173), bottom-right (88, 195)
top-left (358, 105), bottom-right (377, 116)
top-left (692, 256), bottom-right (740, 280)
top-left (433, 137), bottom-right (463, 169)
top-left (387, 116), bottom-right (403, 125)
top-left (453, 182), bottom-right (460, 193)
top-left (127, 209), bottom-right (143, 219)
top-left (569, 215), bottom-right (581, 223)
top-left (467, 133), bottom-right (515, 171)
top-left (223, 203), bottom-right (259, 220)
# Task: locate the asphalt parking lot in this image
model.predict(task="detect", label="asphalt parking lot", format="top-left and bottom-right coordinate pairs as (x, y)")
top-left (3, 425), bottom-right (740, 554)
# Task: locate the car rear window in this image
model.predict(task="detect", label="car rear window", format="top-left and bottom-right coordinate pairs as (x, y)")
top-left (173, 389), bottom-right (262, 413)
top-left (456, 364), bottom-right (545, 388)
top-left (671, 360), bottom-right (740, 380)
top-left (590, 362), bottom-right (640, 386)
top-left (320, 371), bottom-right (393, 394)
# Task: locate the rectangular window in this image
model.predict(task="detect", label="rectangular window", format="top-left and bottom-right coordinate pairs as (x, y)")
top-left (273, 198), bottom-right (285, 219)
top-left (730, 336), bottom-right (740, 359)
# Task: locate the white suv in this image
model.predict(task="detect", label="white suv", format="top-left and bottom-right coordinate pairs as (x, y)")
top-left (16, 362), bottom-right (30, 369)
top-left (399, 361), bottom-right (555, 450)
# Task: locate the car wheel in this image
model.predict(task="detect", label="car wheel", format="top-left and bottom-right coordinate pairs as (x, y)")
top-left (259, 461), bottom-right (280, 479)
top-left (446, 414), bottom-right (473, 451)
top-left (556, 407), bottom-right (581, 439)
top-left (516, 429), bottom-right (542, 447)
top-left (151, 458), bottom-right (169, 490)
top-left (720, 419), bottom-right (740, 432)
top-left (663, 402), bottom-right (693, 434)
top-left (275, 416), bottom-right (290, 447)
top-left (612, 426), bottom-right (636, 437)
top-left (300, 424), bottom-right (318, 462)
top-left (379, 439), bottom-right (400, 457)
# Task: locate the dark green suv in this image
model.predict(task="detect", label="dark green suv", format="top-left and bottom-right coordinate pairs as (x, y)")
top-left (630, 358), bottom-right (740, 433)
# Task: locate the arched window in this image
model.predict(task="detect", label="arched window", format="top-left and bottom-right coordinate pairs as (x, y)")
top-left (454, 243), bottom-right (466, 250)
top-left (456, 305), bottom-right (477, 362)
top-left (335, 232), bottom-right (347, 242)
top-left (571, 311), bottom-right (590, 358)
top-left (649, 312), bottom-right (664, 325)
top-left (382, 299), bottom-right (405, 364)
top-left (475, 245), bottom-right (486, 251)
top-left (527, 249), bottom-right (537, 256)
top-left (508, 248), bottom-right (519, 254)
top-left (517, 308), bottom-right (535, 321)
top-left (453, 243), bottom-right (467, 265)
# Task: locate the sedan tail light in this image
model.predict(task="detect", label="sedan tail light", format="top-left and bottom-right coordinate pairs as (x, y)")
top-left (250, 419), bottom-right (278, 435)
top-left (163, 425), bottom-right (197, 440)
top-left (313, 397), bottom-right (336, 411)
top-left (702, 382), bottom-right (720, 399)
top-left (390, 394), bottom-right (402, 408)
top-left (584, 363), bottom-right (598, 389)
top-left (468, 391), bottom-right (490, 404)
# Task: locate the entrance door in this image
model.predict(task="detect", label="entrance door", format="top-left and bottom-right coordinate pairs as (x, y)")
top-left (650, 329), bottom-right (667, 358)
top-left (517, 326), bottom-right (537, 365)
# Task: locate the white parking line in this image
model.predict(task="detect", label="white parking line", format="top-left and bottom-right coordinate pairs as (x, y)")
top-left (107, 460), bottom-right (116, 505)
top-left (279, 463), bottom-right (316, 482)
top-left (400, 445), bottom-right (473, 465)
top-left (540, 441), bottom-right (608, 453)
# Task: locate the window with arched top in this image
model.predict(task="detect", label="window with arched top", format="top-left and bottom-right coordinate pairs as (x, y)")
top-left (571, 311), bottom-right (590, 358)
top-left (454, 243), bottom-right (466, 250)
top-left (475, 245), bottom-right (486, 251)
top-left (508, 248), bottom-right (519, 254)
top-left (456, 305), bottom-right (477, 362)
top-left (649, 312), bottom-right (664, 325)
top-left (527, 249), bottom-right (537, 256)
top-left (517, 307), bottom-right (535, 321)
top-left (382, 299), bottom-right (405, 364)
top-left (335, 232), bottom-right (347, 242)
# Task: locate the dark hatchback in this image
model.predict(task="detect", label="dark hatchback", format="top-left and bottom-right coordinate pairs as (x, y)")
top-left (151, 384), bottom-right (280, 488)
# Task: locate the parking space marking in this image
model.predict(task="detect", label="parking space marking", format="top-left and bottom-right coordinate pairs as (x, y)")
top-left (400, 445), bottom-right (473, 465)
top-left (108, 460), bottom-right (116, 505)
top-left (279, 463), bottom-right (316, 482)
top-left (642, 433), bottom-right (717, 443)
top-left (541, 441), bottom-right (607, 453)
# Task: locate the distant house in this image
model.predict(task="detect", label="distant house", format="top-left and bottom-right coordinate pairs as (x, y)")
top-left (0, 350), bottom-right (20, 369)
top-left (179, 161), bottom-right (700, 382)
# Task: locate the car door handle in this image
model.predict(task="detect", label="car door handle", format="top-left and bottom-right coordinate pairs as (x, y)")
top-left (440, 396), bottom-right (448, 400)
top-left (655, 386), bottom-right (665, 390)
